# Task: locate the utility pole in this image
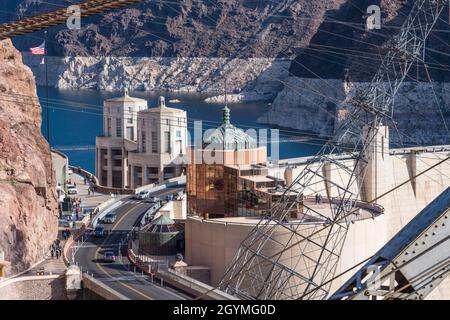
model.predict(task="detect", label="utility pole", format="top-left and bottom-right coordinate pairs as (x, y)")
top-left (44, 30), bottom-right (50, 146)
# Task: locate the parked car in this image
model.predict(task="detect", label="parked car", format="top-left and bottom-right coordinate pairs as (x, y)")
top-left (103, 251), bottom-right (116, 263)
top-left (135, 190), bottom-right (150, 200)
top-left (68, 168), bottom-right (73, 175)
top-left (58, 219), bottom-right (71, 228)
top-left (94, 226), bottom-right (105, 237)
top-left (66, 184), bottom-right (78, 195)
top-left (103, 213), bottom-right (117, 224)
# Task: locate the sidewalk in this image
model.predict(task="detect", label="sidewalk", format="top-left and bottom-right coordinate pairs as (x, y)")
top-left (69, 173), bottom-right (123, 208)
top-left (26, 172), bottom-right (122, 276)
top-left (25, 245), bottom-right (67, 276)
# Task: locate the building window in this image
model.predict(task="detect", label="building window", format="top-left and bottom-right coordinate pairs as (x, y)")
top-left (152, 131), bottom-right (158, 153)
top-left (113, 159), bottom-right (122, 167)
top-left (107, 117), bottom-right (111, 136)
top-left (116, 118), bottom-right (122, 137)
top-left (176, 130), bottom-right (181, 138)
top-left (142, 119), bottom-right (145, 127)
top-left (148, 167), bottom-right (158, 174)
top-left (166, 118), bottom-right (170, 125)
top-left (178, 118), bottom-right (181, 126)
top-left (127, 118), bottom-right (133, 124)
top-left (127, 127), bottom-right (134, 141)
top-left (142, 131), bottom-right (146, 153)
top-left (164, 131), bottom-right (171, 153)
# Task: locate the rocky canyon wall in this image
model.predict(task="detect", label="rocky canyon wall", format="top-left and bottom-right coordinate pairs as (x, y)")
top-left (22, 54), bottom-right (290, 101)
top-left (0, 39), bottom-right (58, 276)
top-left (258, 77), bottom-right (450, 146)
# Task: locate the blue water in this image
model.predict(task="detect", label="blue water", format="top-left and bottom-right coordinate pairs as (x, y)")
top-left (37, 86), bottom-right (322, 173)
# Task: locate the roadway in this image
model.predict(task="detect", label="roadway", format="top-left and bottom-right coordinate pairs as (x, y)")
top-left (73, 186), bottom-right (190, 300)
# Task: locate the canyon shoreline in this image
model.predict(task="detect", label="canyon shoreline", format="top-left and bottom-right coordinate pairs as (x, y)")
top-left (23, 54), bottom-right (450, 146)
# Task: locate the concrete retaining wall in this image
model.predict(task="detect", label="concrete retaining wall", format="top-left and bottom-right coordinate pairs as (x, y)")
top-left (127, 248), bottom-right (234, 300)
top-left (0, 275), bottom-right (67, 300)
top-left (82, 274), bottom-right (129, 300)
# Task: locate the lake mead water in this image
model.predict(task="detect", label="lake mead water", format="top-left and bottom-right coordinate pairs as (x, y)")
top-left (37, 86), bottom-right (322, 173)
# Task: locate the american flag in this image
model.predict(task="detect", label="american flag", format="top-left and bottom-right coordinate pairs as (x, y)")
top-left (30, 41), bottom-right (45, 55)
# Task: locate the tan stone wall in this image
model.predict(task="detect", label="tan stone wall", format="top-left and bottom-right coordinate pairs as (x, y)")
top-left (0, 276), bottom-right (67, 300)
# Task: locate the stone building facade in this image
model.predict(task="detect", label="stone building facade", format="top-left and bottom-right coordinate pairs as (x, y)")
top-left (96, 92), bottom-right (187, 189)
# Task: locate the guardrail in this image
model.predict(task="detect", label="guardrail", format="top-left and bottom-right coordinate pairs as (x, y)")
top-left (82, 273), bottom-right (129, 300)
top-left (139, 202), bottom-right (162, 227)
top-left (63, 197), bottom-right (121, 266)
top-left (69, 165), bottom-right (135, 195)
top-left (127, 248), bottom-right (235, 300)
top-left (135, 176), bottom-right (186, 194)
top-left (91, 198), bottom-right (123, 229)
top-left (69, 166), bottom-right (186, 195)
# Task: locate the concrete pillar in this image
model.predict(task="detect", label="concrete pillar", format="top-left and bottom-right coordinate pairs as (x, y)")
top-left (130, 165), bottom-right (135, 189)
top-left (360, 125), bottom-right (389, 203)
top-left (122, 147), bottom-right (127, 188)
top-left (143, 165), bottom-right (148, 186)
top-left (107, 147), bottom-right (113, 187)
top-left (159, 164), bottom-right (164, 183)
top-left (95, 147), bottom-right (100, 182)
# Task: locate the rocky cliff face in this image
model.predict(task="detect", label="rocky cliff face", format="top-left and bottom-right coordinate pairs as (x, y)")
top-left (259, 0), bottom-right (450, 145)
top-left (0, 39), bottom-right (58, 275)
top-left (6, 0), bottom-right (345, 96)
top-left (3, 0), bottom-right (449, 145)
top-left (258, 77), bottom-right (450, 145)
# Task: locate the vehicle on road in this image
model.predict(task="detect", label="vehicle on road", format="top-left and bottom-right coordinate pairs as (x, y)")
top-left (94, 226), bottom-right (105, 237)
top-left (66, 184), bottom-right (78, 195)
top-left (135, 190), bottom-right (150, 200)
top-left (103, 213), bottom-right (117, 224)
top-left (147, 195), bottom-right (161, 203)
top-left (103, 251), bottom-right (116, 263)
top-left (68, 168), bottom-right (73, 175)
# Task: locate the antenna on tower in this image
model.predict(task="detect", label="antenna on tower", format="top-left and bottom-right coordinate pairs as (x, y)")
top-left (224, 77), bottom-right (228, 107)
top-left (222, 78), bottom-right (231, 125)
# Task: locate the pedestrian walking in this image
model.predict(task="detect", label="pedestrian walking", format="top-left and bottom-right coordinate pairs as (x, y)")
top-left (315, 194), bottom-right (319, 204)
top-left (84, 177), bottom-right (87, 185)
top-left (56, 249), bottom-right (60, 259)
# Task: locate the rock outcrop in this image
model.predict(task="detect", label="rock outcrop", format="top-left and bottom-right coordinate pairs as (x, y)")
top-left (0, 39), bottom-right (58, 275)
top-left (6, 0), bottom-right (345, 97)
top-left (259, 0), bottom-right (450, 145)
top-left (22, 55), bottom-right (290, 98)
top-left (258, 77), bottom-right (450, 145)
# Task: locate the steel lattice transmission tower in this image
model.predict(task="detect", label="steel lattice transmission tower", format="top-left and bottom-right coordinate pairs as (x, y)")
top-left (219, 0), bottom-right (447, 300)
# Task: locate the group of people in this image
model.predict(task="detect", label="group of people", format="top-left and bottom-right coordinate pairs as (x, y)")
top-left (62, 228), bottom-right (71, 240)
top-left (70, 198), bottom-right (82, 221)
top-left (315, 193), bottom-right (323, 204)
top-left (50, 239), bottom-right (62, 259)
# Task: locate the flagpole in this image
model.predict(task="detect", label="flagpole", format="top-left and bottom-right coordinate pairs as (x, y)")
top-left (44, 30), bottom-right (50, 146)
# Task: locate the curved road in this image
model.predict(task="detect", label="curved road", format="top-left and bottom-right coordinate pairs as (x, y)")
top-left (73, 187), bottom-right (190, 300)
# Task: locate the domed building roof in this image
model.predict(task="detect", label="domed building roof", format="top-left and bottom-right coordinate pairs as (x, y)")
top-left (203, 105), bottom-right (257, 150)
top-left (141, 215), bottom-right (180, 233)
